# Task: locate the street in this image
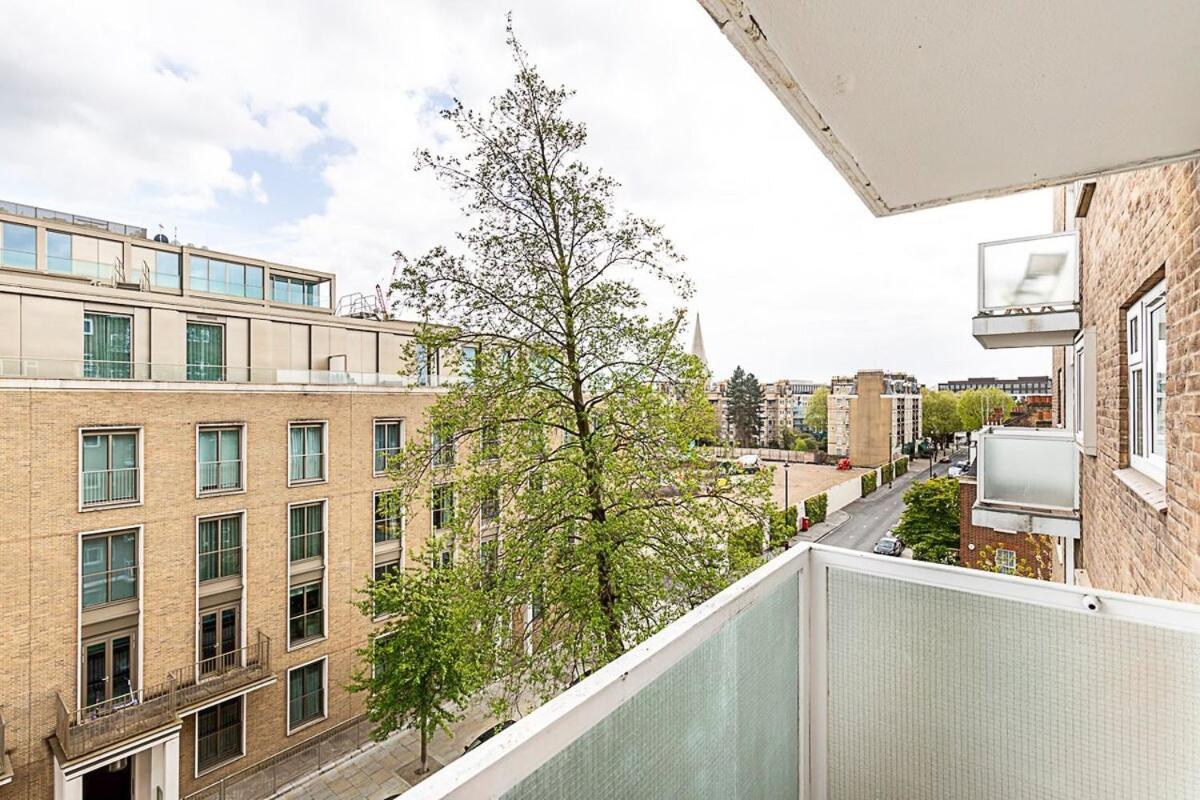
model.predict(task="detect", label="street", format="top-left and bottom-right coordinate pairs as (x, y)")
top-left (816, 453), bottom-right (957, 553)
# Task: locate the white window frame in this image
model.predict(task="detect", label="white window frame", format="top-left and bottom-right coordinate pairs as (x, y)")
top-left (432, 483), bottom-right (454, 532)
top-left (287, 421), bottom-right (328, 486)
top-left (286, 498), bottom-right (328, 652)
top-left (995, 548), bottom-right (1017, 575)
top-left (76, 524), bottom-right (144, 710)
top-left (196, 423), bottom-right (247, 497)
top-left (195, 510), bottom-right (247, 585)
top-left (285, 656), bottom-right (328, 735)
top-left (373, 489), bottom-right (405, 547)
top-left (1072, 328), bottom-right (1096, 456)
top-left (372, 418), bottom-right (404, 477)
top-left (193, 694), bottom-right (247, 777)
top-left (1128, 280), bottom-right (1167, 483)
top-left (78, 426), bottom-right (144, 512)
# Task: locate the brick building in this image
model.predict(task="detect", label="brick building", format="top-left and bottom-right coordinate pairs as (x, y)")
top-left (0, 201), bottom-right (469, 799)
top-left (827, 370), bottom-right (921, 467)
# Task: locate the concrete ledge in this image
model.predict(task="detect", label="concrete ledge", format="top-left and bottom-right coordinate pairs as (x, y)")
top-left (971, 502), bottom-right (1080, 539)
top-left (972, 310), bottom-right (1080, 349)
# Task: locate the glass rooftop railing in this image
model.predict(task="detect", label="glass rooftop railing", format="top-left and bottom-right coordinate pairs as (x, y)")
top-left (0, 358), bottom-right (441, 387)
top-left (402, 544), bottom-right (1200, 799)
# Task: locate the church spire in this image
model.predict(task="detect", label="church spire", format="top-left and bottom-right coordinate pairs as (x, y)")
top-left (690, 313), bottom-right (708, 368)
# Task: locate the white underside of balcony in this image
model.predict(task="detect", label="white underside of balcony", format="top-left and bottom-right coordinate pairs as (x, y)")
top-left (972, 309), bottom-right (1081, 348)
top-left (971, 500), bottom-right (1081, 539)
top-left (699, 0), bottom-right (1200, 215)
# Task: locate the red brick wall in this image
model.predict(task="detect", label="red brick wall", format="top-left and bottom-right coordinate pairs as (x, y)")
top-left (958, 479), bottom-right (1064, 581)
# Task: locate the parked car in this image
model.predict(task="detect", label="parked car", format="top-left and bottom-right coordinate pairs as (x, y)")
top-left (873, 535), bottom-right (903, 557)
top-left (464, 719), bottom-right (517, 753)
top-left (736, 454), bottom-right (760, 473)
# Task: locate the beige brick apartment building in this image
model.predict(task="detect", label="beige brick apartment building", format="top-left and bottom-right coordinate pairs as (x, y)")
top-left (0, 201), bottom-right (456, 800)
top-left (827, 370), bottom-right (921, 467)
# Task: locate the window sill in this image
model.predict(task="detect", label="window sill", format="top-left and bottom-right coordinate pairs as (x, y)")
top-left (287, 478), bottom-right (328, 488)
top-left (79, 499), bottom-right (142, 513)
top-left (195, 751), bottom-right (245, 779)
top-left (286, 635), bottom-right (327, 654)
top-left (286, 714), bottom-right (328, 737)
top-left (197, 487), bottom-right (246, 499)
top-left (1114, 468), bottom-right (1167, 513)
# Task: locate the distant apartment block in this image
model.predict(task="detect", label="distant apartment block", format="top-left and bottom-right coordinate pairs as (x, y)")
top-left (937, 375), bottom-right (1051, 400)
top-left (0, 200), bottom-right (481, 800)
top-left (827, 370), bottom-right (921, 466)
top-left (708, 377), bottom-right (820, 446)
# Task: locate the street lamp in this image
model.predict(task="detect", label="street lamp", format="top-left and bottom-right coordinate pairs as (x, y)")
top-left (783, 460), bottom-right (790, 511)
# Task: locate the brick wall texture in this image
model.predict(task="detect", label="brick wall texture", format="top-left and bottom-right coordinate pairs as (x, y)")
top-left (1061, 160), bottom-right (1200, 600)
top-left (957, 479), bottom-right (1065, 581)
top-left (0, 385), bottom-right (438, 798)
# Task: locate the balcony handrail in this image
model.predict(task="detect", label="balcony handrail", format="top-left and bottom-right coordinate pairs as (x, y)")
top-left (0, 357), bottom-right (440, 387)
top-left (977, 230), bottom-right (1079, 314)
top-left (80, 465), bottom-right (139, 506)
top-left (198, 458), bottom-right (242, 491)
top-left (57, 631), bottom-right (271, 761)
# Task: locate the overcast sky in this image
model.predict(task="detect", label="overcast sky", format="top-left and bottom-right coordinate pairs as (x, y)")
top-left (0, 0), bottom-right (1052, 386)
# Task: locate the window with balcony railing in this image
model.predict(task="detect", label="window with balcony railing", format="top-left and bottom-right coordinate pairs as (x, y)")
top-left (197, 696), bottom-right (243, 773)
top-left (47, 230), bottom-right (123, 281)
top-left (81, 529), bottom-right (137, 607)
top-left (187, 322), bottom-right (226, 382)
top-left (0, 221), bottom-right (36, 269)
top-left (271, 274), bottom-right (329, 308)
top-left (198, 425), bottom-right (242, 494)
top-left (80, 429), bottom-right (139, 507)
top-left (198, 514), bottom-right (242, 582)
top-left (130, 246), bottom-right (181, 290)
top-left (83, 312), bottom-right (132, 379)
top-left (289, 422), bottom-right (326, 484)
top-left (189, 256), bottom-right (265, 300)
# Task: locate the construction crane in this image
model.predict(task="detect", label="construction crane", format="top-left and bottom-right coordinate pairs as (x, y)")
top-left (372, 253), bottom-right (402, 320)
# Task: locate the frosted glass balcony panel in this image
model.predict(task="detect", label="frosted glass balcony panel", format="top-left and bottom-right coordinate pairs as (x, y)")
top-left (978, 427), bottom-right (1077, 511)
top-left (979, 231), bottom-right (1078, 313)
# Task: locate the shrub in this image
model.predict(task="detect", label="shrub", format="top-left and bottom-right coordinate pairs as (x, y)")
top-left (729, 522), bottom-right (766, 568)
top-left (881, 462), bottom-right (894, 484)
top-left (895, 456), bottom-right (908, 476)
top-left (766, 505), bottom-right (798, 549)
top-left (804, 493), bottom-right (828, 524)
top-left (861, 471), bottom-right (878, 497)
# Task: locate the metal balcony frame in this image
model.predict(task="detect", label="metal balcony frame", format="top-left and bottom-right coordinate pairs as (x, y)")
top-left (974, 231), bottom-right (1081, 349)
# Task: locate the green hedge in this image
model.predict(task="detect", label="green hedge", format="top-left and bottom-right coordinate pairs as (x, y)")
top-left (767, 505), bottom-right (799, 549)
top-left (895, 456), bottom-right (908, 476)
top-left (861, 471), bottom-right (878, 497)
top-left (881, 462), bottom-right (894, 484)
top-left (804, 492), bottom-right (828, 524)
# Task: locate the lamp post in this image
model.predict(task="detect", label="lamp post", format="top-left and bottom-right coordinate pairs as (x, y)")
top-left (783, 460), bottom-right (790, 511)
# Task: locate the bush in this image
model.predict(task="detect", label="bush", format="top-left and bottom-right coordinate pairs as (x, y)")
top-left (804, 493), bottom-right (828, 524)
top-left (766, 505), bottom-right (798, 549)
top-left (895, 456), bottom-right (908, 476)
top-left (729, 523), bottom-right (766, 567)
top-left (861, 471), bottom-right (877, 497)
top-left (881, 462), bottom-right (894, 484)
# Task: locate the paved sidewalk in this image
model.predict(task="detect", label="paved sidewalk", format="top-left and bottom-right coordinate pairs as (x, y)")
top-left (790, 509), bottom-right (849, 546)
top-left (279, 700), bottom-right (503, 800)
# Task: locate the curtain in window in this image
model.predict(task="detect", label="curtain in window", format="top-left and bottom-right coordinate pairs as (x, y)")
top-left (84, 314), bottom-right (132, 378)
top-left (305, 426), bottom-right (322, 479)
top-left (219, 430), bottom-right (240, 488)
top-left (187, 323), bottom-right (225, 381)
top-left (289, 427), bottom-right (304, 481)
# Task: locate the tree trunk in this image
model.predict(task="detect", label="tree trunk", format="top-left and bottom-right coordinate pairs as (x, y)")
top-left (419, 728), bottom-right (429, 774)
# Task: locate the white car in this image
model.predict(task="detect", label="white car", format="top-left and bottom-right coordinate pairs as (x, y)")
top-left (736, 454), bottom-right (760, 473)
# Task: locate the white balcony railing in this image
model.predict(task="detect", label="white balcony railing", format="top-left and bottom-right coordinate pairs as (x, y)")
top-left (81, 467), bottom-right (139, 506)
top-left (974, 426), bottom-right (1080, 537)
top-left (973, 231), bottom-right (1081, 349)
top-left (403, 544), bottom-right (1200, 799)
top-left (198, 460), bottom-right (242, 493)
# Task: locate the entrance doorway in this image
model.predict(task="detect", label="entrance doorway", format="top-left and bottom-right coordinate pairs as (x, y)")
top-left (81, 756), bottom-right (132, 799)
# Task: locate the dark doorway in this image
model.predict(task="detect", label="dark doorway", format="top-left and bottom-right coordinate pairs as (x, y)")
top-left (82, 756), bottom-right (132, 799)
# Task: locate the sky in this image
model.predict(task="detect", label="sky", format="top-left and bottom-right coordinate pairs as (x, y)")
top-left (0, 0), bottom-right (1053, 387)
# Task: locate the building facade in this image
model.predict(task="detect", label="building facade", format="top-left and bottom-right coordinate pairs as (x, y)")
top-left (708, 377), bottom-right (820, 447)
top-left (0, 202), bottom-right (462, 800)
top-left (937, 375), bottom-right (1051, 400)
top-left (826, 370), bottom-right (921, 466)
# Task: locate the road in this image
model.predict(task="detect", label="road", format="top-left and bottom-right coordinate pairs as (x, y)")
top-left (816, 453), bottom-right (958, 553)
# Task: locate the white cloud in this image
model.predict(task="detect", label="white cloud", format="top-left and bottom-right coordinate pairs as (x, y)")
top-left (0, 0), bottom-right (1053, 385)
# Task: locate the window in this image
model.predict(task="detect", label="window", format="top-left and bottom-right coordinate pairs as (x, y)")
top-left (83, 632), bottom-right (135, 707)
top-left (0, 221), bottom-right (35, 269)
top-left (374, 561), bottom-right (401, 582)
top-left (481, 488), bottom-right (500, 526)
top-left (432, 484), bottom-right (454, 530)
top-left (288, 582), bottom-right (324, 646)
top-left (189, 256), bottom-right (264, 299)
top-left (81, 429), bottom-right (139, 507)
top-left (374, 490), bottom-right (403, 543)
top-left (460, 345), bottom-right (477, 381)
top-left (287, 659), bottom-right (326, 731)
top-left (81, 530), bottom-right (138, 607)
top-left (47, 231), bottom-right (123, 280)
top-left (187, 322), bottom-right (225, 381)
top-left (1128, 280), bottom-right (1167, 481)
top-left (289, 502), bottom-right (325, 561)
top-left (1072, 328), bottom-right (1097, 455)
top-left (83, 313), bottom-right (132, 379)
top-left (197, 697), bottom-right (243, 772)
top-left (198, 426), bottom-right (242, 494)
top-left (480, 424), bottom-right (500, 462)
top-left (431, 426), bottom-right (455, 468)
top-left (289, 423), bottom-right (326, 484)
top-left (271, 274), bottom-right (329, 307)
top-left (995, 548), bottom-right (1017, 575)
top-left (373, 420), bottom-right (403, 475)
top-left (199, 605), bottom-right (240, 675)
top-left (198, 515), bottom-right (241, 582)
top-left (131, 246), bottom-right (181, 290)
top-left (416, 345), bottom-right (439, 387)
